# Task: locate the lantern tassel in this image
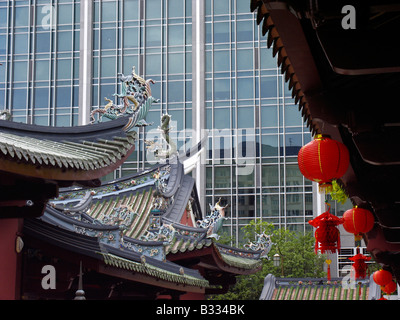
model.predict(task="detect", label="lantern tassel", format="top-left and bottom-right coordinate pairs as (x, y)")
top-left (326, 259), bottom-right (332, 281)
top-left (319, 182), bottom-right (333, 194)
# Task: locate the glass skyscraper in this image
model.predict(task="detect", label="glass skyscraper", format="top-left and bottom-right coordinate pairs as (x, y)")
top-left (1, 0), bottom-right (321, 246)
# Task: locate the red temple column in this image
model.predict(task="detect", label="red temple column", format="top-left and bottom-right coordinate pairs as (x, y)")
top-left (0, 219), bottom-right (23, 300)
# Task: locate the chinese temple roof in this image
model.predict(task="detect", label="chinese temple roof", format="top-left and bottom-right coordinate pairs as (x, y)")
top-left (0, 116), bottom-right (137, 218)
top-left (23, 158), bottom-right (263, 297)
top-left (259, 274), bottom-right (382, 300)
top-left (0, 117), bottom-right (137, 183)
top-left (251, 0), bottom-right (400, 282)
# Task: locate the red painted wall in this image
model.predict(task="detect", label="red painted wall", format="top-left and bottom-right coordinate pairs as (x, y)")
top-left (180, 209), bottom-right (194, 227)
top-left (0, 219), bottom-right (22, 300)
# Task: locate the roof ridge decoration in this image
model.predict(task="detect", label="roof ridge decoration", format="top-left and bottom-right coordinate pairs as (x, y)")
top-left (145, 113), bottom-right (177, 161)
top-left (0, 110), bottom-right (11, 121)
top-left (196, 198), bottom-right (228, 240)
top-left (243, 232), bottom-right (273, 259)
top-left (90, 66), bottom-right (159, 130)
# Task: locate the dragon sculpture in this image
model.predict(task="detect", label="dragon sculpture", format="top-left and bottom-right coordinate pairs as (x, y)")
top-left (196, 198), bottom-right (228, 240)
top-left (90, 66), bottom-right (159, 129)
top-left (145, 113), bottom-right (177, 162)
top-left (244, 232), bottom-right (272, 259)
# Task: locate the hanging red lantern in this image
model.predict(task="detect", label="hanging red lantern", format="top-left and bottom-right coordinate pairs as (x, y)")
top-left (298, 135), bottom-right (350, 191)
top-left (348, 248), bottom-right (371, 279)
top-left (309, 203), bottom-right (343, 254)
top-left (373, 269), bottom-right (393, 287)
top-left (382, 281), bottom-right (397, 295)
top-left (343, 206), bottom-right (375, 241)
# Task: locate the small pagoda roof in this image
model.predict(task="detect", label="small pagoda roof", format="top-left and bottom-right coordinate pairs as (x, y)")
top-left (259, 274), bottom-right (381, 301)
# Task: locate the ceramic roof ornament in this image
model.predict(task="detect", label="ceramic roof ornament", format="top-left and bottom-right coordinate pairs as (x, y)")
top-left (90, 66), bottom-right (159, 129)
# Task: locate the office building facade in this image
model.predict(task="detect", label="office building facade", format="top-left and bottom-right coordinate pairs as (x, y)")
top-left (1, 0), bottom-right (326, 247)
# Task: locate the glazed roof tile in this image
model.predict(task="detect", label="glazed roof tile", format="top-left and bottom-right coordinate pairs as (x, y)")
top-left (0, 131), bottom-right (136, 171)
top-left (0, 117), bottom-right (138, 183)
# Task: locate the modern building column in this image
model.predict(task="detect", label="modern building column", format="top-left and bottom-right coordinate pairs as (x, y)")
top-left (78, 0), bottom-right (93, 125)
top-left (192, 0), bottom-right (206, 215)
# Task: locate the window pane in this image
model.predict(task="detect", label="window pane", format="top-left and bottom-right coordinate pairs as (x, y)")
top-left (146, 26), bottom-right (162, 47)
top-left (214, 108), bottom-right (230, 129)
top-left (56, 87), bottom-right (71, 108)
top-left (57, 31), bottom-right (72, 52)
top-left (236, 0), bottom-right (249, 13)
top-left (0, 35), bottom-right (5, 55)
top-left (101, 56), bottom-right (116, 77)
top-left (14, 33), bottom-right (28, 54)
top-left (238, 171), bottom-right (254, 188)
top-left (262, 195), bottom-right (279, 216)
top-left (213, 22), bottom-right (229, 43)
top-left (262, 165), bottom-right (279, 186)
top-left (237, 49), bottom-right (253, 70)
top-left (237, 78), bottom-right (253, 99)
top-left (13, 61), bottom-right (28, 82)
top-left (146, 0), bottom-right (162, 19)
top-left (35, 60), bottom-right (50, 81)
top-left (167, 81), bottom-right (184, 102)
top-left (168, 110), bottom-right (183, 131)
top-left (101, 1), bottom-right (116, 22)
top-left (34, 87), bottom-right (49, 109)
top-left (260, 77), bottom-right (277, 98)
top-left (123, 27), bottom-right (138, 48)
top-left (14, 6), bottom-right (29, 27)
top-left (168, 0), bottom-right (184, 18)
top-left (168, 25), bottom-right (184, 46)
top-left (124, 0), bottom-right (139, 20)
top-left (57, 59), bottom-right (72, 80)
top-left (214, 0), bottom-right (229, 15)
top-left (214, 167), bottom-right (231, 188)
top-left (57, 4), bottom-right (73, 25)
top-left (285, 104), bottom-right (301, 127)
top-left (36, 32), bottom-right (51, 53)
top-left (261, 105), bottom-right (278, 127)
top-left (286, 163), bottom-right (303, 187)
top-left (238, 107), bottom-right (254, 128)
top-left (101, 29), bottom-right (116, 49)
top-left (146, 54), bottom-right (161, 75)
top-left (168, 53), bottom-right (184, 74)
top-left (236, 20), bottom-right (253, 42)
top-left (261, 135), bottom-right (278, 157)
top-left (260, 47), bottom-right (277, 69)
top-left (285, 134), bottom-right (302, 156)
top-left (213, 50), bottom-right (230, 72)
top-left (12, 89), bottom-right (27, 109)
top-left (214, 79), bottom-right (230, 100)
top-left (0, 8), bottom-right (7, 28)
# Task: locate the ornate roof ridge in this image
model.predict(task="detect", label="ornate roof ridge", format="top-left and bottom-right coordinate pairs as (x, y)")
top-left (0, 116), bottom-right (134, 143)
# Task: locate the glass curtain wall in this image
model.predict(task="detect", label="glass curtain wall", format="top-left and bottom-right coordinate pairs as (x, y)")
top-left (0, 0), bottom-right (80, 126)
top-left (0, 0), bottom-right (318, 246)
top-left (92, 0), bottom-right (193, 180)
top-left (204, 0), bottom-right (313, 245)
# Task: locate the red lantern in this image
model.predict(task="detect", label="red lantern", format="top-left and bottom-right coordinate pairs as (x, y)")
top-left (382, 281), bottom-right (397, 295)
top-left (343, 206), bottom-right (375, 240)
top-left (309, 203), bottom-right (343, 254)
top-left (373, 269), bottom-right (393, 286)
top-left (348, 248), bottom-right (371, 279)
top-left (298, 135), bottom-right (349, 191)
